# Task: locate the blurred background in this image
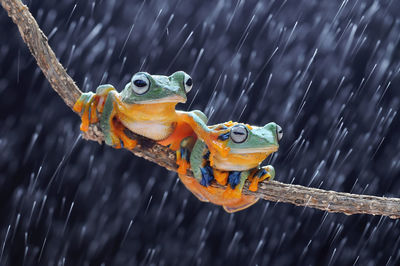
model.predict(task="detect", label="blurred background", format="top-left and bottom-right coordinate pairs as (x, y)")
top-left (0, 0), bottom-right (400, 265)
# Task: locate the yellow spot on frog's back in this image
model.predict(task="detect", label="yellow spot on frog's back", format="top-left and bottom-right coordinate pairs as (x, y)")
top-left (245, 124), bottom-right (253, 130)
top-left (224, 121), bottom-right (234, 127)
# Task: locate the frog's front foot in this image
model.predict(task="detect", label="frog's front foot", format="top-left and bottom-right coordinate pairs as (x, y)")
top-left (73, 85), bottom-right (116, 132)
top-left (73, 92), bottom-right (99, 132)
top-left (223, 171), bottom-right (242, 199)
top-left (213, 169), bottom-right (229, 185)
top-left (249, 165), bottom-right (275, 192)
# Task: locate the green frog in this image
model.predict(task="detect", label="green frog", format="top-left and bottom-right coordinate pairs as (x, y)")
top-left (177, 118), bottom-right (282, 212)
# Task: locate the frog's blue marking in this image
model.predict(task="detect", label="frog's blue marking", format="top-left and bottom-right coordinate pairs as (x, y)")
top-left (218, 132), bottom-right (230, 141)
top-left (228, 171), bottom-right (241, 188)
top-left (257, 169), bottom-right (267, 178)
top-left (88, 105), bottom-right (91, 121)
top-left (203, 151), bottom-right (210, 160)
top-left (180, 147), bottom-right (189, 162)
top-left (217, 125), bottom-right (228, 130)
top-left (200, 166), bottom-right (214, 186)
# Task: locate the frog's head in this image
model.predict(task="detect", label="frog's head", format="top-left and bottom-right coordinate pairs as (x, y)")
top-left (121, 71), bottom-right (193, 104)
top-left (224, 122), bottom-right (283, 155)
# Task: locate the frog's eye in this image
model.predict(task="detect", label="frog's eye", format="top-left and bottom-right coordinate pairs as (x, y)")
top-left (230, 125), bottom-right (248, 143)
top-left (276, 125), bottom-right (283, 141)
top-left (183, 73), bottom-right (193, 93)
top-left (131, 73), bottom-right (150, 95)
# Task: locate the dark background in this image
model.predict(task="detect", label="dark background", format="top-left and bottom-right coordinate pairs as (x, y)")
top-left (1, 0), bottom-right (400, 265)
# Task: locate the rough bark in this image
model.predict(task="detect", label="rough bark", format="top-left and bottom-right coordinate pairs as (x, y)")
top-left (2, 0), bottom-right (399, 219)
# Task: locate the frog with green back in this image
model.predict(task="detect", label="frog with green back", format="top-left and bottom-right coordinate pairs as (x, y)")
top-left (177, 114), bottom-right (282, 212)
top-left (74, 71), bottom-right (204, 173)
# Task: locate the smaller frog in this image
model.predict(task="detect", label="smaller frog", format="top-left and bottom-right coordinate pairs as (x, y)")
top-left (178, 120), bottom-right (282, 212)
top-left (73, 71), bottom-right (194, 150)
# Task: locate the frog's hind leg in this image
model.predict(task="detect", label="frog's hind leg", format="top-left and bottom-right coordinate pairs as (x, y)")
top-left (249, 165), bottom-right (275, 192)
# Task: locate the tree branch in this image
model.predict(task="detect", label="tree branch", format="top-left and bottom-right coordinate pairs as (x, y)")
top-left (2, 0), bottom-right (399, 219)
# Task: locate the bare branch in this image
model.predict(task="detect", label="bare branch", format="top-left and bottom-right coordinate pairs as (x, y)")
top-left (2, 0), bottom-right (399, 219)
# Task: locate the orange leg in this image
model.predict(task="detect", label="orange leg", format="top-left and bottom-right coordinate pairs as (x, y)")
top-left (177, 113), bottom-right (231, 158)
top-left (112, 119), bottom-right (137, 150)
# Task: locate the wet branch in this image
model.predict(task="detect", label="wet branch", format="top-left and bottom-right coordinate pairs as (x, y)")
top-left (2, 0), bottom-right (399, 219)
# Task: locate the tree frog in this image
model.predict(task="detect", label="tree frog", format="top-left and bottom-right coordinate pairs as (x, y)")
top-left (73, 71), bottom-right (196, 151)
top-left (178, 120), bottom-right (282, 212)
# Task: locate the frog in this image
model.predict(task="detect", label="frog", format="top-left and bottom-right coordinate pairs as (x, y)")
top-left (73, 71), bottom-right (196, 149)
top-left (178, 120), bottom-right (282, 212)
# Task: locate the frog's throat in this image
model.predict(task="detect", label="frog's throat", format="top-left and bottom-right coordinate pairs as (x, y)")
top-left (133, 95), bottom-right (186, 104)
top-left (228, 146), bottom-right (278, 155)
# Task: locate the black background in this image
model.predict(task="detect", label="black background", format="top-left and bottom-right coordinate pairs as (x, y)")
top-left (1, 0), bottom-right (400, 265)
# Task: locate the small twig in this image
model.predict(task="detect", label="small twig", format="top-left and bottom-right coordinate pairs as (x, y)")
top-left (2, 0), bottom-right (399, 219)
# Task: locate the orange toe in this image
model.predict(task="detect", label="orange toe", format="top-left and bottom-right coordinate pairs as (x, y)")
top-left (177, 160), bottom-right (189, 175)
top-left (73, 99), bottom-right (83, 113)
top-left (249, 177), bottom-right (259, 192)
top-left (214, 170), bottom-right (228, 185)
top-left (80, 106), bottom-right (90, 132)
top-left (90, 101), bottom-right (99, 123)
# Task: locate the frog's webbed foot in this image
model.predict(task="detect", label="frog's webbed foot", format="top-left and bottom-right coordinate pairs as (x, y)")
top-left (213, 169), bottom-right (229, 185)
top-left (73, 85), bottom-right (117, 132)
top-left (73, 92), bottom-right (99, 132)
top-left (223, 170), bottom-right (251, 199)
top-left (176, 137), bottom-right (195, 175)
top-left (249, 165), bottom-right (275, 192)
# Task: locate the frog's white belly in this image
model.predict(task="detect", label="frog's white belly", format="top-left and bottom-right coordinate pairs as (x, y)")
top-left (121, 121), bottom-right (174, 141)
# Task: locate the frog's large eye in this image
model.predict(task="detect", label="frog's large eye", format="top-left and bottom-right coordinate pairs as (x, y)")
top-left (183, 73), bottom-right (193, 93)
top-left (276, 125), bottom-right (283, 141)
top-left (230, 125), bottom-right (248, 143)
top-left (131, 73), bottom-right (150, 95)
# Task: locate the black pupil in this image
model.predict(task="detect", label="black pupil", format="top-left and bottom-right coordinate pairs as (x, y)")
top-left (233, 131), bottom-right (245, 135)
top-left (185, 78), bottom-right (193, 87)
top-left (134, 79), bottom-right (147, 87)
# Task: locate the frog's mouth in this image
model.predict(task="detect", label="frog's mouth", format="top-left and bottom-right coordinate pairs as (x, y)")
top-left (229, 146), bottom-right (278, 155)
top-left (137, 95), bottom-right (187, 104)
